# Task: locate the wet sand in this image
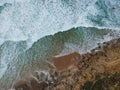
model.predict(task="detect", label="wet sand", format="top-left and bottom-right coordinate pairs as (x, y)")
top-left (53, 52), bottom-right (80, 71)
top-left (13, 38), bottom-right (120, 90)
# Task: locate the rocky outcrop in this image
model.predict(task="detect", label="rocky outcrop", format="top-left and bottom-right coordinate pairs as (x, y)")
top-left (13, 38), bottom-right (120, 90)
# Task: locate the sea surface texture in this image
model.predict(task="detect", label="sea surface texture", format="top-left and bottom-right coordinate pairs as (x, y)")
top-left (0, 0), bottom-right (120, 89)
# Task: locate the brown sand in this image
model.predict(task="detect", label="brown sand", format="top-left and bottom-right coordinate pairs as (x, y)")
top-left (13, 38), bottom-right (120, 90)
top-left (53, 52), bottom-right (81, 71)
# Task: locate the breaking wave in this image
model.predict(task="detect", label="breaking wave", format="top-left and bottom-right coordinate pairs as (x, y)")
top-left (0, 0), bottom-right (120, 89)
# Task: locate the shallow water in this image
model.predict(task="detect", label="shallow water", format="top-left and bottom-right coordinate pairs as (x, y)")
top-left (0, 26), bottom-right (116, 89)
top-left (0, 0), bottom-right (120, 89)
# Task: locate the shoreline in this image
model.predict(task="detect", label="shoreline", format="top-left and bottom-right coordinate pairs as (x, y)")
top-left (12, 38), bottom-right (120, 90)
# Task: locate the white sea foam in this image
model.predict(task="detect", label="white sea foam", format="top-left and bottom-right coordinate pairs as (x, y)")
top-left (0, 0), bottom-right (119, 46)
top-left (0, 0), bottom-right (120, 88)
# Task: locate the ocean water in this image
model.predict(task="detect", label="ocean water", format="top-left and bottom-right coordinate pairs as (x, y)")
top-left (0, 0), bottom-right (120, 89)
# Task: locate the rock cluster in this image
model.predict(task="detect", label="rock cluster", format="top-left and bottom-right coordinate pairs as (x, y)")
top-left (13, 38), bottom-right (120, 90)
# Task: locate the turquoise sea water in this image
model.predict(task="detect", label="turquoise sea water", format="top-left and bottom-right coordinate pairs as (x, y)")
top-left (0, 0), bottom-right (120, 89)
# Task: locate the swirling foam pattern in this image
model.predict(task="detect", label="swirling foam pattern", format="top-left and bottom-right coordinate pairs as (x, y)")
top-left (0, 0), bottom-right (120, 89)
